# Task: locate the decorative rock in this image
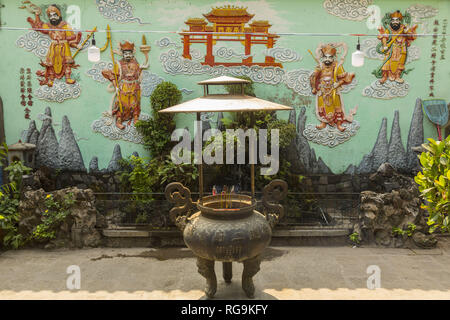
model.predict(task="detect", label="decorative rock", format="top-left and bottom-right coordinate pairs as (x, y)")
top-left (89, 156), bottom-right (99, 173)
top-left (317, 157), bottom-right (332, 174)
top-left (356, 172), bottom-right (436, 248)
top-left (25, 120), bottom-right (39, 146)
top-left (358, 154), bottom-right (373, 174)
top-left (36, 107), bottom-right (60, 168)
top-left (217, 112), bottom-right (225, 131)
top-left (377, 163), bottom-right (394, 177)
top-left (285, 107), bottom-right (332, 174)
top-left (58, 116), bottom-right (86, 172)
top-left (412, 232), bottom-right (437, 249)
top-left (28, 129), bottom-right (39, 147)
top-left (406, 98), bottom-right (424, 173)
top-left (344, 164), bottom-right (356, 175)
top-left (387, 111), bottom-right (407, 172)
top-left (107, 144), bottom-right (123, 172)
top-left (370, 117), bottom-right (388, 171)
top-left (319, 176), bottom-right (328, 185)
top-left (18, 187), bottom-right (102, 248)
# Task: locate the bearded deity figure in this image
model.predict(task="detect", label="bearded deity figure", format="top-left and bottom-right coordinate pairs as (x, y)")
top-left (309, 44), bottom-right (356, 132)
top-left (26, 4), bottom-right (81, 87)
top-left (102, 41), bottom-right (150, 130)
top-left (374, 10), bottom-right (417, 84)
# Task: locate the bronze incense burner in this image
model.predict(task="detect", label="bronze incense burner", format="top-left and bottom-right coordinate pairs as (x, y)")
top-left (160, 76), bottom-right (292, 298)
top-left (165, 180), bottom-right (287, 298)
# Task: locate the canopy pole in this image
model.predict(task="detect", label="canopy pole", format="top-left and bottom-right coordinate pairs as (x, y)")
top-left (196, 112), bottom-right (204, 203)
top-left (250, 112), bottom-right (255, 200)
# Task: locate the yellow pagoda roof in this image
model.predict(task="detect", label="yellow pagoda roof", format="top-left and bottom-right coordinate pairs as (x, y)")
top-left (250, 20), bottom-right (271, 27)
top-left (204, 5), bottom-right (254, 18)
top-left (185, 18), bottom-right (207, 25)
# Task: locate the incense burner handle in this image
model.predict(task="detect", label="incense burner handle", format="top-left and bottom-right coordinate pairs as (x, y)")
top-left (165, 182), bottom-right (194, 232)
top-left (262, 179), bottom-right (288, 229)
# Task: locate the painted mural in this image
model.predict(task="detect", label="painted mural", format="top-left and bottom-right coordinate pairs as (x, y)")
top-left (17, 2), bottom-right (87, 102)
top-left (364, 10), bottom-right (418, 99)
top-left (1, 0), bottom-right (448, 174)
top-left (323, 0), bottom-right (373, 21)
top-left (304, 42), bottom-right (359, 147)
top-left (90, 37), bottom-right (152, 144)
top-left (95, 0), bottom-right (151, 24)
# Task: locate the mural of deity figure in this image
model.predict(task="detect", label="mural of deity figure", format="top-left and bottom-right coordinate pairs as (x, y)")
top-left (26, 4), bottom-right (81, 87)
top-left (374, 10), bottom-right (418, 84)
top-left (309, 43), bottom-right (355, 132)
top-left (102, 41), bottom-right (150, 130)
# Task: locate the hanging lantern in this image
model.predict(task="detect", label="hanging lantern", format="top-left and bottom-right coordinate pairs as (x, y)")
top-left (351, 37), bottom-right (365, 67)
top-left (88, 33), bottom-right (101, 62)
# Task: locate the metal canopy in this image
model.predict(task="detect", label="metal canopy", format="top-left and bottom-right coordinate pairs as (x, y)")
top-left (159, 94), bottom-right (293, 113)
top-left (159, 76), bottom-right (293, 114)
top-left (158, 76), bottom-right (293, 202)
top-left (197, 75), bottom-right (250, 85)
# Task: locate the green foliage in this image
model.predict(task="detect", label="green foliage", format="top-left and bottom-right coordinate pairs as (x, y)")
top-left (267, 119), bottom-right (297, 150)
top-left (135, 81), bottom-right (182, 157)
top-left (0, 193), bottom-right (21, 249)
top-left (119, 155), bottom-right (156, 203)
top-left (0, 142), bottom-right (8, 165)
top-left (0, 158), bottom-right (32, 249)
top-left (119, 155), bottom-right (198, 195)
top-left (406, 223), bottom-right (417, 237)
top-left (224, 76), bottom-right (255, 96)
top-left (392, 227), bottom-right (406, 237)
top-left (4, 161), bottom-right (32, 192)
top-left (349, 232), bottom-right (360, 245)
top-left (392, 223), bottom-right (417, 238)
top-left (414, 136), bottom-right (450, 233)
top-left (31, 193), bottom-right (75, 241)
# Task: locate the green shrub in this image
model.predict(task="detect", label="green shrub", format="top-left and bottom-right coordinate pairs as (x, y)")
top-left (349, 232), bottom-right (360, 245)
top-left (31, 193), bottom-right (75, 241)
top-left (0, 160), bottom-right (32, 249)
top-left (135, 81), bottom-right (182, 158)
top-left (414, 136), bottom-right (450, 233)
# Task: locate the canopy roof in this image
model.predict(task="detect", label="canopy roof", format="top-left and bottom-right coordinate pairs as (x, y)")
top-left (159, 94), bottom-right (293, 113)
top-left (7, 141), bottom-right (36, 151)
top-left (197, 76), bottom-right (250, 85)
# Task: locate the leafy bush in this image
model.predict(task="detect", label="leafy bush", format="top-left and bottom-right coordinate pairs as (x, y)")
top-left (414, 136), bottom-right (450, 233)
top-left (0, 194), bottom-right (21, 249)
top-left (32, 193), bottom-right (75, 241)
top-left (119, 155), bottom-right (198, 194)
top-left (135, 82), bottom-right (182, 158)
top-left (4, 161), bottom-right (32, 192)
top-left (349, 232), bottom-right (360, 245)
top-left (224, 75), bottom-right (255, 96)
top-left (0, 160), bottom-right (32, 249)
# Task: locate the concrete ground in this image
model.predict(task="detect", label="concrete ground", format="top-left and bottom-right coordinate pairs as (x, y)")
top-left (1, 237), bottom-right (450, 300)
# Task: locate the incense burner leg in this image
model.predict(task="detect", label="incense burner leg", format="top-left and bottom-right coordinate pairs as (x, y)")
top-left (242, 255), bottom-right (261, 299)
top-left (196, 256), bottom-right (217, 298)
top-left (223, 262), bottom-right (232, 284)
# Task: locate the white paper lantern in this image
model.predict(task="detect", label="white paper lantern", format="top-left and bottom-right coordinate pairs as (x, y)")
top-left (88, 35), bottom-right (101, 62)
top-left (352, 38), bottom-right (365, 67)
top-left (352, 49), bottom-right (365, 67)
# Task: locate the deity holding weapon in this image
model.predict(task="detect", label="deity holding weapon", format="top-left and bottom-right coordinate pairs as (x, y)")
top-left (308, 43), bottom-right (356, 132)
top-left (101, 37), bottom-right (151, 130)
top-left (20, 1), bottom-right (82, 87)
top-left (374, 10), bottom-right (418, 84)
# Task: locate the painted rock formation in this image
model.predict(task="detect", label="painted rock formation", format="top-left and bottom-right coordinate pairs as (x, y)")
top-left (355, 98), bottom-right (424, 174)
top-left (58, 116), bottom-right (86, 171)
top-left (285, 106), bottom-right (332, 174)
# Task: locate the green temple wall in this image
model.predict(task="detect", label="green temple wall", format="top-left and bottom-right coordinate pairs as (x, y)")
top-left (0, 0), bottom-right (449, 173)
